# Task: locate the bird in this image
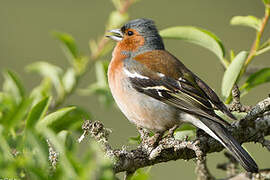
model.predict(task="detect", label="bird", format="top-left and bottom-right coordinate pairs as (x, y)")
top-left (106, 18), bottom-right (258, 173)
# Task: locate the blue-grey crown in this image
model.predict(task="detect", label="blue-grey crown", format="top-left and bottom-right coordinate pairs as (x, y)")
top-left (121, 18), bottom-right (165, 51)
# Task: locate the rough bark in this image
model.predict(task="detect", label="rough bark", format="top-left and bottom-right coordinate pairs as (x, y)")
top-left (79, 97), bottom-right (270, 177)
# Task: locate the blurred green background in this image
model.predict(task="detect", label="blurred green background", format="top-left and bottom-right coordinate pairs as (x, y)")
top-left (1, 0), bottom-right (270, 179)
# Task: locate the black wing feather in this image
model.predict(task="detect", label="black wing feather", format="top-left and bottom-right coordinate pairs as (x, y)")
top-left (128, 71), bottom-right (230, 127)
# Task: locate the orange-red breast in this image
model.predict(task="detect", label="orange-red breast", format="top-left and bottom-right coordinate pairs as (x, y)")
top-left (106, 18), bottom-right (258, 172)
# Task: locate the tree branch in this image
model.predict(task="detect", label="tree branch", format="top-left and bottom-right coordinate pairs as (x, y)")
top-left (195, 155), bottom-right (214, 180)
top-left (229, 84), bottom-right (252, 113)
top-left (80, 97), bottom-right (270, 175)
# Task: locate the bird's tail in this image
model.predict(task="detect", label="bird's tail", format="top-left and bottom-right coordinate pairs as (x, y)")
top-left (199, 117), bottom-right (258, 173)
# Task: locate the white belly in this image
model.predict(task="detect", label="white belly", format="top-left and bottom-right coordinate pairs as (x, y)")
top-left (108, 69), bottom-right (179, 132)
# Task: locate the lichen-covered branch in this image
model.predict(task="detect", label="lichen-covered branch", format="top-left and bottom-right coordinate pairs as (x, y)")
top-left (80, 97), bottom-right (270, 175)
top-left (47, 139), bottom-right (59, 171)
top-left (229, 84), bottom-right (252, 113)
top-left (196, 156), bottom-right (214, 180)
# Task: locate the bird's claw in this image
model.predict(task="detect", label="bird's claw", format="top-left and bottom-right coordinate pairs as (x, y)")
top-left (165, 125), bottom-right (179, 138)
top-left (145, 133), bottom-right (163, 147)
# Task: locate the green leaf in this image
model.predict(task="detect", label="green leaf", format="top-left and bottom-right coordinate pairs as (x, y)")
top-left (174, 124), bottom-right (196, 140)
top-left (36, 106), bottom-right (76, 129)
top-left (63, 68), bottom-right (76, 93)
top-left (128, 134), bottom-right (142, 145)
top-left (3, 97), bottom-right (33, 130)
top-left (263, 0), bottom-right (270, 5)
top-left (57, 130), bottom-right (73, 150)
top-left (89, 40), bottom-right (114, 59)
top-left (0, 92), bottom-right (16, 114)
top-left (3, 70), bottom-right (25, 104)
top-left (107, 11), bottom-right (129, 29)
top-left (111, 0), bottom-right (122, 11)
top-left (256, 45), bottom-right (270, 55)
top-left (95, 61), bottom-right (109, 87)
top-left (26, 97), bottom-right (51, 129)
top-left (79, 61), bottom-right (113, 106)
top-left (26, 61), bottom-right (64, 97)
top-left (30, 78), bottom-right (52, 105)
top-left (174, 130), bottom-right (195, 141)
top-left (230, 49), bottom-right (235, 61)
top-left (215, 110), bottom-right (245, 121)
top-left (53, 31), bottom-right (79, 61)
top-left (89, 40), bottom-right (98, 56)
top-left (73, 56), bottom-right (89, 75)
top-left (24, 130), bottom-right (49, 168)
top-left (39, 127), bottom-right (77, 178)
top-left (130, 169), bottom-right (150, 180)
top-left (230, 16), bottom-right (262, 31)
top-left (256, 39), bottom-right (270, 55)
top-left (160, 26), bottom-right (226, 63)
top-left (53, 32), bottom-right (89, 75)
top-left (98, 41), bottom-right (114, 59)
top-left (57, 130), bottom-right (69, 143)
top-left (221, 51), bottom-right (248, 98)
top-left (241, 68), bottom-right (270, 95)
top-left (50, 107), bottom-right (89, 132)
top-left (79, 85), bottom-right (113, 106)
top-left (0, 125), bottom-right (13, 160)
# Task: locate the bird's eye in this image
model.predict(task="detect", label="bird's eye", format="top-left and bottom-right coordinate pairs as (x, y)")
top-left (127, 31), bottom-right (134, 36)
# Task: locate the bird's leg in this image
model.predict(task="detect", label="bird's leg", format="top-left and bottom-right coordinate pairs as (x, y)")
top-left (137, 127), bottom-right (164, 147)
top-left (137, 126), bottom-right (150, 143)
top-left (166, 125), bottom-right (179, 138)
top-left (146, 132), bottom-right (164, 147)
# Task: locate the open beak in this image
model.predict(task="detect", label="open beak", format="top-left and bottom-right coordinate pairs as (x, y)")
top-left (106, 29), bottom-right (123, 42)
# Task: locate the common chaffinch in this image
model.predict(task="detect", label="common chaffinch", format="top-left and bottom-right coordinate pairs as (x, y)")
top-left (106, 18), bottom-right (258, 172)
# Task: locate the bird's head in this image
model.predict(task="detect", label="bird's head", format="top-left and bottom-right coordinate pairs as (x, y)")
top-left (106, 18), bottom-right (164, 55)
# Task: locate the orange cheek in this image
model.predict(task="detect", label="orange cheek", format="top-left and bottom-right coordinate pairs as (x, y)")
top-left (118, 35), bottom-right (145, 52)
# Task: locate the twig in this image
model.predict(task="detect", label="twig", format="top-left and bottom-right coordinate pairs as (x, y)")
top-left (196, 156), bottom-right (214, 180)
top-left (119, 0), bottom-right (134, 14)
top-left (188, 140), bottom-right (215, 180)
top-left (90, 38), bottom-right (110, 60)
top-left (258, 136), bottom-right (270, 151)
top-left (241, 6), bottom-right (270, 76)
top-left (244, 97), bottom-right (270, 121)
top-left (227, 6), bottom-right (269, 107)
top-left (47, 139), bottom-right (59, 171)
top-left (80, 97), bottom-right (270, 174)
top-left (229, 85), bottom-right (252, 113)
top-left (78, 120), bottom-right (112, 153)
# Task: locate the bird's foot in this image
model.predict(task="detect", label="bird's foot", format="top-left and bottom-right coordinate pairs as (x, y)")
top-left (137, 127), bottom-right (163, 148)
top-left (137, 127), bottom-right (150, 142)
top-left (145, 132), bottom-right (163, 147)
top-left (165, 125), bottom-right (179, 138)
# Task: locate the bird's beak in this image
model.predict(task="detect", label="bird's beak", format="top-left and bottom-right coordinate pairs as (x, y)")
top-left (106, 29), bottom-right (123, 42)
